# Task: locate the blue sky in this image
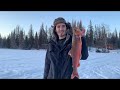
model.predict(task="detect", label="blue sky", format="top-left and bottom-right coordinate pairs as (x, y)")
top-left (0, 11), bottom-right (120, 37)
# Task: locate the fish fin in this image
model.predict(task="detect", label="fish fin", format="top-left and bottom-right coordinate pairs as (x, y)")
top-left (71, 72), bottom-right (79, 79)
top-left (77, 62), bottom-right (80, 67)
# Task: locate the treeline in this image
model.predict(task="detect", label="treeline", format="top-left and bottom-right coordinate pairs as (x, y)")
top-left (86, 20), bottom-right (120, 50)
top-left (0, 20), bottom-right (120, 50)
top-left (0, 24), bottom-right (49, 49)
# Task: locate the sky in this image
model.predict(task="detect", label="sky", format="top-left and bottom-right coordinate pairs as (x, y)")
top-left (0, 11), bottom-right (120, 37)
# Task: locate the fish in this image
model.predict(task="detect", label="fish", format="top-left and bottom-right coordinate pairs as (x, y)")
top-left (68, 21), bottom-right (85, 79)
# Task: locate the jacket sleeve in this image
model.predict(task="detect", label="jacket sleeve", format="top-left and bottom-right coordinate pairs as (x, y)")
top-left (43, 49), bottom-right (51, 79)
top-left (81, 37), bottom-right (89, 60)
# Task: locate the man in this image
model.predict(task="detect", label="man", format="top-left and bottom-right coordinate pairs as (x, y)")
top-left (43, 17), bottom-right (88, 79)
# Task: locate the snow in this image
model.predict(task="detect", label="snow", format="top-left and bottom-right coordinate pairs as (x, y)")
top-left (0, 48), bottom-right (46, 79)
top-left (79, 50), bottom-right (120, 79)
top-left (0, 48), bottom-right (120, 79)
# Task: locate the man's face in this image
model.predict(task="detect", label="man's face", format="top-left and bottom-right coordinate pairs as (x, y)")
top-left (55, 23), bottom-right (67, 38)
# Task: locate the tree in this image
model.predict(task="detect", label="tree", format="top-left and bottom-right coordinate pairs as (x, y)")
top-left (86, 20), bottom-right (94, 50)
top-left (89, 20), bottom-right (94, 47)
top-left (44, 26), bottom-right (48, 44)
top-left (39, 23), bottom-right (45, 48)
top-left (107, 32), bottom-right (112, 49)
top-left (85, 29), bottom-right (89, 47)
top-left (111, 32), bottom-right (116, 49)
top-left (101, 25), bottom-right (107, 49)
top-left (6, 34), bottom-right (11, 48)
top-left (48, 26), bottom-right (53, 42)
top-left (15, 25), bottom-right (20, 48)
top-left (93, 25), bottom-right (97, 47)
top-left (24, 35), bottom-right (29, 49)
top-left (10, 29), bottom-right (17, 49)
top-left (1, 37), bottom-right (7, 48)
top-left (28, 24), bottom-right (34, 49)
top-left (19, 29), bottom-right (24, 49)
top-left (115, 28), bottom-right (118, 49)
top-left (34, 32), bottom-right (39, 49)
top-left (108, 28), bottom-right (118, 49)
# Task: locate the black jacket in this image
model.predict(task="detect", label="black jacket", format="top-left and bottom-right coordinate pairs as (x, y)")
top-left (43, 34), bottom-right (88, 79)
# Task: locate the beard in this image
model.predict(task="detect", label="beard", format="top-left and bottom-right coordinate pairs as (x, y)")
top-left (58, 31), bottom-right (66, 37)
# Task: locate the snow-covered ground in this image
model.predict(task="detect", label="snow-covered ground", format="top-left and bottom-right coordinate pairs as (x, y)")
top-left (0, 48), bottom-right (120, 79)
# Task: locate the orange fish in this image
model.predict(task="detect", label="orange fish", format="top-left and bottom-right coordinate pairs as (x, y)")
top-left (68, 23), bottom-right (85, 79)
